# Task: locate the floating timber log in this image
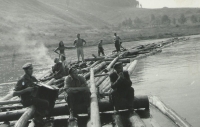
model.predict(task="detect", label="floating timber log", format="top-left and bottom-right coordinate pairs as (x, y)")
top-left (85, 57), bottom-right (130, 63)
top-left (87, 68), bottom-right (101, 127)
top-left (96, 55), bottom-right (122, 87)
top-left (129, 111), bottom-right (146, 127)
top-left (105, 59), bottom-right (130, 65)
top-left (112, 113), bottom-right (124, 127)
top-left (14, 106), bottom-right (35, 127)
top-left (149, 96), bottom-right (191, 127)
top-left (84, 62), bottom-right (107, 80)
top-left (82, 61), bottom-right (102, 72)
top-left (0, 95), bottom-right (149, 122)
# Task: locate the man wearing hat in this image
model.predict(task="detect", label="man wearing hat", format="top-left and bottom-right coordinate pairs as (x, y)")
top-left (64, 67), bottom-right (90, 120)
top-left (13, 63), bottom-right (50, 126)
top-left (109, 62), bottom-right (134, 112)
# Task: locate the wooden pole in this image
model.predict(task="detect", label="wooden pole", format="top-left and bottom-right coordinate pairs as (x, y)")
top-left (87, 68), bottom-right (101, 127)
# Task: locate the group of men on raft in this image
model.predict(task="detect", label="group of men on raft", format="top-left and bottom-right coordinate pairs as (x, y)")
top-left (12, 33), bottom-right (134, 127)
top-left (54, 33), bottom-right (124, 62)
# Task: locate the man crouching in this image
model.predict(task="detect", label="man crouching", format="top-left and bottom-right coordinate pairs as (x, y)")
top-left (109, 62), bottom-right (134, 113)
top-left (64, 67), bottom-right (91, 120)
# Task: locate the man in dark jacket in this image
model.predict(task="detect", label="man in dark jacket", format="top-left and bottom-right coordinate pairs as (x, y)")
top-left (109, 62), bottom-right (134, 112)
top-left (13, 63), bottom-right (50, 126)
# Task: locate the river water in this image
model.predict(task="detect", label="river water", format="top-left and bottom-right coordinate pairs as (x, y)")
top-left (0, 35), bottom-right (200, 127)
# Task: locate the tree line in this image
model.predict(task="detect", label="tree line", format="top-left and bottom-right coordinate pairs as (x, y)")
top-left (119, 14), bottom-right (200, 28)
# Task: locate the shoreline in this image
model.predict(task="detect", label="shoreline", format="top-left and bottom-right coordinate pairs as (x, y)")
top-left (0, 31), bottom-right (199, 58)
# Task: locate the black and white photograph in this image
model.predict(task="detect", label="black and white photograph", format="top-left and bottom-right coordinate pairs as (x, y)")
top-left (0, 0), bottom-right (200, 127)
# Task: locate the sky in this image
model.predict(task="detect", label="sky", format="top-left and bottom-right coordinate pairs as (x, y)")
top-left (139, 0), bottom-right (200, 8)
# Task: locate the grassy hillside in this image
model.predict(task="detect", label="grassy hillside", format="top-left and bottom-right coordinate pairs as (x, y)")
top-left (0, 0), bottom-right (200, 57)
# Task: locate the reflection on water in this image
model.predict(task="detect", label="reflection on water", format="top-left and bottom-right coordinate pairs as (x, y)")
top-left (0, 35), bottom-right (200, 126)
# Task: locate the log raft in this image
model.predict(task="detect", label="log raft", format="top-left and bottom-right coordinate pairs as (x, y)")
top-left (0, 37), bottom-right (190, 127)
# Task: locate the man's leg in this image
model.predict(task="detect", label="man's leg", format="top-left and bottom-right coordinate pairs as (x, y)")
top-left (80, 48), bottom-right (85, 62)
top-left (67, 92), bottom-right (76, 119)
top-left (115, 43), bottom-right (120, 53)
top-left (32, 97), bottom-right (49, 126)
top-left (77, 48), bottom-right (80, 62)
top-left (111, 90), bottom-right (120, 111)
top-left (98, 50), bottom-right (100, 56)
top-left (102, 50), bottom-right (105, 56)
top-left (127, 87), bottom-right (134, 111)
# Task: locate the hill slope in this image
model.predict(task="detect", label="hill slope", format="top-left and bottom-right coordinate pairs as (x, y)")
top-left (0, 0), bottom-right (200, 48)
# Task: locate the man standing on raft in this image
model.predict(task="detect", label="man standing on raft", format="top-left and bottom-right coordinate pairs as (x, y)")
top-left (113, 33), bottom-right (121, 53)
top-left (73, 33), bottom-right (86, 62)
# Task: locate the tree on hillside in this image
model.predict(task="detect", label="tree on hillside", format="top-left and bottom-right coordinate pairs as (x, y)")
top-left (134, 17), bottom-right (142, 24)
top-left (134, 17), bottom-right (143, 28)
top-left (172, 18), bottom-right (176, 25)
top-left (122, 18), bottom-right (133, 28)
top-left (161, 15), bottom-right (171, 25)
top-left (190, 15), bottom-right (197, 23)
top-left (178, 14), bottom-right (187, 24)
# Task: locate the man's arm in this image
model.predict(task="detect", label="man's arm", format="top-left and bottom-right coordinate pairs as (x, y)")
top-left (82, 39), bottom-right (86, 45)
top-left (110, 73), bottom-right (122, 89)
top-left (13, 87), bottom-right (35, 96)
top-left (73, 40), bottom-right (77, 46)
top-left (80, 76), bottom-right (88, 87)
top-left (64, 76), bottom-right (71, 93)
top-left (54, 47), bottom-right (59, 54)
top-left (123, 71), bottom-right (132, 87)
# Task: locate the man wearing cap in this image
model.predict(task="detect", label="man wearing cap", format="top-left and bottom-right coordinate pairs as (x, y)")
top-left (109, 62), bottom-right (134, 112)
top-left (13, 63), bottom-right (50, 126)
top-left (73, 33), bottom-right (86, 62)
top-left (64, 67), bottom-right (90, 120)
